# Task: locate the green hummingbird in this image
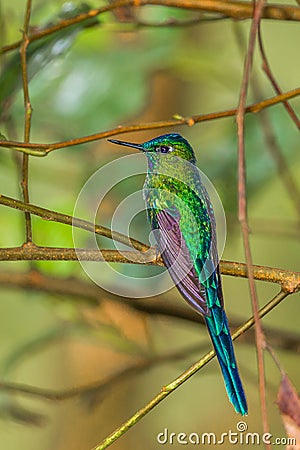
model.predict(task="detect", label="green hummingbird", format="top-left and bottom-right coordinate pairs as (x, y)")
top-left (108, 133), bottom-right (248, 415)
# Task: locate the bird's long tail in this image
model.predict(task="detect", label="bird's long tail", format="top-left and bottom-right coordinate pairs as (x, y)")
top-left (205, 306), bottom-right (248, 415)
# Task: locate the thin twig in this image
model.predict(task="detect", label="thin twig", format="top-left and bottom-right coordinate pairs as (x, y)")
top-left (233, 25), bottom-right (300, 224)
top-left (1, 193), bottom-right (299, 290)
top-left (19, 0), bottom-right (33, 242)
top-left (255, 27), bottom-right (300, 220)
top-left (0, 194), bottom-right (148, 252)
top-left (91, 290), bottom-right (289, 450)
top-left (236, 0), bottom-right (269, 445)
top-left (257, 24), bottom-right (299, 129)
top-left (1, 0), bottom-right (300, 56)
top-left (265, 343), bottom-right (285, 376)
top-left (256, 104), bottom-right (300, 221)
top-left (1, 194), bottom-right (299, 254)
top-left (0, 88), bottom-right (299, 155)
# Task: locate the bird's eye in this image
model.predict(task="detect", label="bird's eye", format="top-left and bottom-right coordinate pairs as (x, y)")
top-left (158, 145), bottom-right (173, 153)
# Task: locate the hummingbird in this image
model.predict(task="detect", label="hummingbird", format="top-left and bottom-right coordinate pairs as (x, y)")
top-left (108, 133), bottom-right (248, 415)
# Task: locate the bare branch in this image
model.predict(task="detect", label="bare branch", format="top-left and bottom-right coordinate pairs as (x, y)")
top-left (0, 88), bottom-right (299, 155)
top-left (0, 246), bottom-right (299, 292)
top-left (258, 24), bottom-right (299, 129)
top-left (236, 0), bottom-right (270, 442)
top-left (0, 194), bottom-right (148, 252)
top-left (19, 0), bottom-right (33, 242)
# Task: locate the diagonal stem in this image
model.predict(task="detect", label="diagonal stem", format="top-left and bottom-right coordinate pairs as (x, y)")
top-left (257, 24), bottom-right (299, 129)
top-left (91, 290), bottom-right (288, 450)
top-left (236, 0), bottom-right (270, 446)
top-left (0, 194), bottom-right (148, 252)
top-left (20, 0), bottom-right (33, 242)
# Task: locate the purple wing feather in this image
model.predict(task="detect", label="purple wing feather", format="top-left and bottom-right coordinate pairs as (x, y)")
top-left (155, 208), bottom-right (209, 316)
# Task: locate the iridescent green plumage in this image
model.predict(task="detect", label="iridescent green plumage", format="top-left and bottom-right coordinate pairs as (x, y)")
top-left (109, 133), bottom-right (248, 415)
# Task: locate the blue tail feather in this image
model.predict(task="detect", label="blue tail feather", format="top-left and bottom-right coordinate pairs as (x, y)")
top-left (205, 309), bottom-right (248, 415)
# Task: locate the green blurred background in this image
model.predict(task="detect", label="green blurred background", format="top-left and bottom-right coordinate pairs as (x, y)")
top-left (0, 1), bottom-right (299, 449)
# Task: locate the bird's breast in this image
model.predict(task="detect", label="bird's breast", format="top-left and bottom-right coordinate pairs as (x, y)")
top-left (143, 172), bottom-right (213, 249)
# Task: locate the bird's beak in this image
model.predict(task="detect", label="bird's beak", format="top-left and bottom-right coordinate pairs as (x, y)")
top-left (108, 139), bottom-right (145, 151)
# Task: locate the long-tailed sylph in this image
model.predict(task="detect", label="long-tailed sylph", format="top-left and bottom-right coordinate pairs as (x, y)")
top-left (109, 133), bottom-right (247, 415)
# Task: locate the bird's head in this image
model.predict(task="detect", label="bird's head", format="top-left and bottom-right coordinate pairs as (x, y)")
top-left (108, 133), bottom-right (196, 164)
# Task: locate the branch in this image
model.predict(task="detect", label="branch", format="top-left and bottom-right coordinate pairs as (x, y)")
top-left (234, 25), bottom-right (300, 221)
top-left (0, 246), bottom-right (299, 292)
top-left (258, 24), bottom-right (299, 129)
top-left (0, 194), bottom-right (148, 252)
top-left (92, 290), bottom-right (289, 450)
top-left (1, 195), bottom-right (299, 290)
top-left (20, 0), bottom-right (33, 242)
top-left (1, 1), bottom-right (300, 55)
top-left (0, 88), bottom-right (299, 155)
top-left (220, 260), bottom-right (299, 293)
top-left (236, 0), bottom-right (269, 441)
top-left (1, 193), bottom-right (299, 292)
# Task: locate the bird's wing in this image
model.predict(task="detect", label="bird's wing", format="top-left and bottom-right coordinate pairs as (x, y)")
top-left (155, 208), bottom-right (209, 316)
top-left (196, 183), bottom-right (224, 308)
